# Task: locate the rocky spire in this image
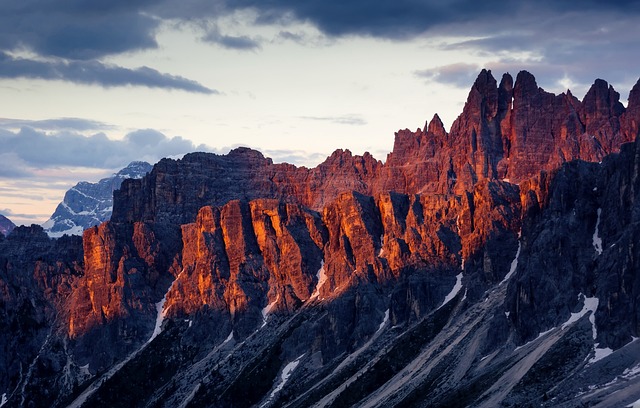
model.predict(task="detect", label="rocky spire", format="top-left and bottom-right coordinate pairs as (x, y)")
top-left (426, 113), bottom-right (447, 139)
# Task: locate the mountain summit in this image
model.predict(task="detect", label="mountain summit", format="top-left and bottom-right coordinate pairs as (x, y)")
top-left (2, 70), bottom-right (640, 407)
top-left (42, 161), bottom-right (152, 237)
top-left (0, 214), bottom-right (15, 236)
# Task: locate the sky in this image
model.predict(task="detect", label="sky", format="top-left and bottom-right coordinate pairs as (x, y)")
top-left (1, 0), bottom-right (640, 226)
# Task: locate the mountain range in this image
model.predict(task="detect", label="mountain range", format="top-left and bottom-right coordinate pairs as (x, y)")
top-left (42, 161), bottom-right (152, 237)
top-left (1, 69), bottom-right (640, 407)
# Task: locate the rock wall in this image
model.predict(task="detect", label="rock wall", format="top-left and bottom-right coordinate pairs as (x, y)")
top-left (4, 69), bottom-right (640, 407)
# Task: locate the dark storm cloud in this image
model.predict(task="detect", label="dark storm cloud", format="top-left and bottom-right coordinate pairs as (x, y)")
top-left (433, 11), bottom-right (640, 97)
top-left (171, 0), bottom-right (640, 95)
top-left (0, 0), bottom-right (215, 92)
top-left (0, 52), bottom-right (215, 93)
top-left (6, 0), bottom-right (639, 59)
top-left (2, 0), bottom-right (640, 91)
top-left (0, 127), bottom-right (210, 170)
top-left (0, 0), bottom-right (159, 60)
top-left (216, 0), bottom-right (640, 38)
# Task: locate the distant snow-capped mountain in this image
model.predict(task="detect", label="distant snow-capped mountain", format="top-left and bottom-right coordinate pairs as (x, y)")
top-left (43, 161), bottom-right (152, 237)
top-left (0, 214), bottom-right (15, 236)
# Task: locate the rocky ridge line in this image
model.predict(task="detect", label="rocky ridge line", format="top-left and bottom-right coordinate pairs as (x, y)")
top-left (3, 70), bottom-right (640, 407)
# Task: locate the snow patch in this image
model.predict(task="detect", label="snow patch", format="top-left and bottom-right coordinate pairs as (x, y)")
top-left (593, 208), bottom-right (603, 255)
top-left (561, 294), bottom-right (613, 365)
top-left (0, 393), bottom-right (6, 407)
top-left (70, 187), bottom-right (97, 200)
top-left (261, 354), bottom-right (304, 407)
top-left (623, 363), bottom-right (640, 379)
top-left (261, 294), bottom-right (280, 327)
top-left (590, 347), bottom-right (613, 364)
top-left (222, 332), bottom-right (234, 345)
top-left (310, 261), bottom-right (327, 300)
top-left (41, 218), bottom-right (55, 230)
top-left (377, 309), bottom-right (389, 334)
top-left (500, 238), bottom-right (521, 285)
top-left (47, 225), bottom-right (84, 238)
top-left (438, 273), bottom-right (463, 310)
top-left (149, 298), bottom-right (167, 343)
top-left (561, 294), bottom-right (599, 336)
top-left (626, 398), bottom-right (640, 408)
top-left (148, 270), bottom-right (184, 344)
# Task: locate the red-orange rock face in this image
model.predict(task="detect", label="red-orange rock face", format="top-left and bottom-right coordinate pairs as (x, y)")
top-left (164, 200), bottom-right (326, 335)
top-left (69, 222), bottom-right (152, 339)
top-left (155, 180), bottom-right (522, 333)
top-left (61, 70), bottom-right (640, 348)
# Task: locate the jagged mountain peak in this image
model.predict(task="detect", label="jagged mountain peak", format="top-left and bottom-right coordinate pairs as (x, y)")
top-left (514, 69), bottom-right (539, 91)
top-left (42, 161), bottom-right (152, 237)
top-left (116, 161), bottom-right (153, 179)
top-left (0, 214), bottom-right (15, 237)
top-left (426, 113), bottom-right (447, 138)
top-left (499, 71), bottom-right (514, 90)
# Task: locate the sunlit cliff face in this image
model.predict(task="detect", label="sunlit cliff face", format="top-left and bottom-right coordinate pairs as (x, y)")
top-left (67, 70), bottom-right (640, 341)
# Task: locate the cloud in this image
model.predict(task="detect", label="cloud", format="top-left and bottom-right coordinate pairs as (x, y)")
top-left (300, 115), bottom-right (367, 126)
top-left (5, 1), bottom-right (640, 56)
top-left (0, 117), bottom-right (114, 132)
top-left (217, 1), bottom-right (640, 39)
top-left (415, 63), bottom-right (482, 88)
top-left (0, 1), bottom-right (159, 60)
top-left (0, 52), bottom-right (216, 93)
top-left (0, 208), bottom-right (13, 216)
top-left (277, 31), bottom-right (306, 43)
top-left (260, 148), bottom-right (328, 167)
top-left (0, 1), bottom-right (219, 92)
top-left (0, 127), bottom-right (213, 170)
top-left (0, 125), bottom-right (223, 225)
top-left (0, 152), bottom-right (32, 178)
top-left (425, 10), bottom-right (640, 97)
top-left (0, 125), bottom-right (339, 176)
top-left (3, 0), bottom-right (639, 94)
top-left (0, 208), bottom-right (43, 221)
top-left (202, 26), bottom-right (262, 50)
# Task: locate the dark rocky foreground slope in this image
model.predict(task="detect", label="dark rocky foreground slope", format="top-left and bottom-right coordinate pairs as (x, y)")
top-left (2, 70), bottom-right (640, 407)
